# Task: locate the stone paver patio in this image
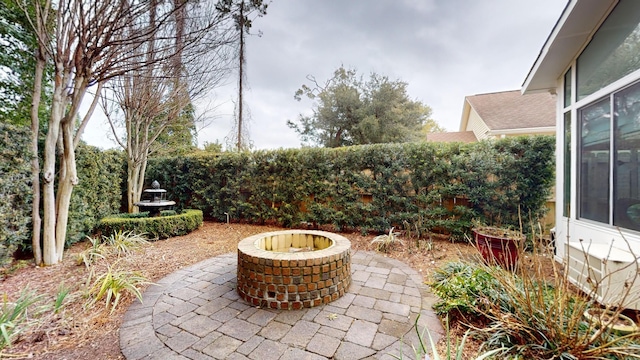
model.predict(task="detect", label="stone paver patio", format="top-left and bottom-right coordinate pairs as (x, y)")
top-left (120, 251), bottom-right (444, 360)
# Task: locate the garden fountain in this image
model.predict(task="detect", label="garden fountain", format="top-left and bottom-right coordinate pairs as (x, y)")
top-left (133, 180), bottom-right (176, 216)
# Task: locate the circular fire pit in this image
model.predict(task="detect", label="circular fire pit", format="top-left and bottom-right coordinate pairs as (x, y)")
top-left (237, 230), bottom-right (351, 310)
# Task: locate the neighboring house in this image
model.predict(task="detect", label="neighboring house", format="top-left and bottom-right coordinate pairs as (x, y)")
top-left (460, 90), bottom-right (556, 140)
top-left (425, 131), bottom-right (477, 143)
top-left (426, 90), bottom-right (555, 142)
top-left (523, 0), bottom-right (640, 309)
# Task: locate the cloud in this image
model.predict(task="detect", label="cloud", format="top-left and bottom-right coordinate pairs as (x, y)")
top-left (83, 0), bottom-right (567, 150)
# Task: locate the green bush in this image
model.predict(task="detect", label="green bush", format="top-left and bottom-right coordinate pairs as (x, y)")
top-left (431, 256), bottom-right (640, 359)
top-left (67, 144), bottom-right (126, 246)
top-left (430, 261), bottom-right (503, 317)
top-left (0, 123), bottom-right (32, 265)
top-left (96, 209), bottom-right (203, 240)
top-left (147, 136), bottom-right (554, 239)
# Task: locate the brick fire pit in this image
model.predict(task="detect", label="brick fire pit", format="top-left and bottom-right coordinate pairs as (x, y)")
top-left (237, 230), bottom-right (351, 310)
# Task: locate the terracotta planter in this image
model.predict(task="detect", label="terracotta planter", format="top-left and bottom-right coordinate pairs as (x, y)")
top-left (472, 227), bottom-right (524, 269)
top-left (583, 308), bottom-right (639, 335)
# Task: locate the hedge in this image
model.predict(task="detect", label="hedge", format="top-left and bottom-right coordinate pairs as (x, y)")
top-left (96, 209), bottom-right (203, 239)
top-left (0, 123), bottom-right (32, 265)
top-left (67, 143), bottom-right (126, 245)
top-left (0, 127), bottom-right (125, 260)
top-left (146, 136), bottom-right (555, 240)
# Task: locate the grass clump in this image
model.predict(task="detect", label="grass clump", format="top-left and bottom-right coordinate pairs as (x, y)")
top-left (0, 289), bottom-right (42, 350)
top-left (76, 230), bottom-right (152, 313)
top-left (371, 227), bottom-right (404, 252)
top-left (77, 230), bottom-right (149, 268)
top-left (102, 230), bottom-right (149, 257)
top-left (392, 315), bottom-right (504, 360)
top-left (86, 261), bottom-right (151, 314)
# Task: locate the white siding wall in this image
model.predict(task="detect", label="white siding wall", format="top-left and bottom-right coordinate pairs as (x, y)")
top-left (465, 108), bottom-right (491, 140)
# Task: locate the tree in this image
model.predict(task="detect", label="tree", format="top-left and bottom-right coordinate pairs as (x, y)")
top-left (224, 0), bottom-right (267, 151)
top-left (22, 0), bottom-right (241, 265)
top-left (0, 0), bottom-right (50, 127)
top-left (101, 0), bottom-right (266, 213)
top-left (288, 66), bottom-right (440, 147)
top-left (1, 0), bottom-right (53, 264)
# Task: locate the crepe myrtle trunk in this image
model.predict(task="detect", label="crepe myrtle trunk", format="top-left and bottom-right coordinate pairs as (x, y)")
top-left (29, 52), bottom-right (45, 265)
top-left (127, 156), bottom-right (148, 213)
top-left (41, 81), bottom-right (65, 265)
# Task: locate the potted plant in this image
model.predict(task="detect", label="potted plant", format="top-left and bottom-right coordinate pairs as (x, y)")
top-left (583, 308), bottom-right (639, 335)
top-left (472, 225), bottom-right (525, 269)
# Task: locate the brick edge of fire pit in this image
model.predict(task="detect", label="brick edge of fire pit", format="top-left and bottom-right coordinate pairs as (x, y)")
top-left (237, 230), bottom-right (351, 310)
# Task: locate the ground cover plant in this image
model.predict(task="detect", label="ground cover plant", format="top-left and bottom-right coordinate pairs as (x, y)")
top-left (430, 234), bottom-right (640, 359)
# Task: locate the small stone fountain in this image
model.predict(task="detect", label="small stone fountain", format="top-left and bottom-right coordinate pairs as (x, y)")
top-left (134, 180), bottom-right (176, 216)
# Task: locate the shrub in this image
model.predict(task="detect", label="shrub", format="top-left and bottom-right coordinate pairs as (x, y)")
top-left (96, 209), bottom-right (203, 240)
top-left (76, 236), bottom-right (107, 268)
top-left (0, 123), bottom-right (32, 265)
top-left (67, 144), bottom-right (125, 246)
top-left (146, 136), bottom-right (555, 240)
top-left (432, 236), bottom-right (640, 359)
top-left (430, 261), bottom-right (503, 318)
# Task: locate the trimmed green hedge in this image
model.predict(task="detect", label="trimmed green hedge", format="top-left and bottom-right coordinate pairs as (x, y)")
top-left (0, 123), bottom-right (32, 265)
top-left (67, 143), bottom-right (126, 245)
top-left (96, 209), bottom-right (203, 240)
top-left (0, 123), bottom-right (125, 260)
top-left (146, 136), bottom-right (555, 240)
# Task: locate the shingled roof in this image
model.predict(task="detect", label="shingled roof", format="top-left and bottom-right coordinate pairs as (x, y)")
top-left (465, 90), bottom-right (556, 130)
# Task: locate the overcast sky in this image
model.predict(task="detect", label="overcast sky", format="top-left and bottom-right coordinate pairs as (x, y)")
top-left (82, 0), bottom-right (568, 150)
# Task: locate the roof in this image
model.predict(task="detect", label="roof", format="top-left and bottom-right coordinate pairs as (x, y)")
top-left (465, 90), bottom-right (556, 130)
top-left (426, 131), bottom-right (477, 143)
top-left (522, 0), bottom-right (617, 93)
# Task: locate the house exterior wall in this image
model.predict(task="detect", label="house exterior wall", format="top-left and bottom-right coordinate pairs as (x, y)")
top-left (464, 107), bottom-right (491, 140)
top-left (549, 0), bottom-right (640, 308)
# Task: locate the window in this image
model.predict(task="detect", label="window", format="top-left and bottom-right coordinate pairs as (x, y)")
top-left (578, 98), bottom-right (610, 223)
top-left (578, 81), bottom-right (640, 231)
top-left (576, 0), bottom-right (640, 101)
top-left (613, 82), bottom-right (640, 230)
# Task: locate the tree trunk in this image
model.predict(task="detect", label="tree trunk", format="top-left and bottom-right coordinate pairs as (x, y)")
top-left (126, 149), bottom-right (149, 213)
top-left (236, 1), bottom-right (246, 151)
top-left (127, 162), bottom-right (136, 213)
top-left (42, 83), bottom-right (65, 265)
top-left (54, 119), bottom-right (78, 261)
top-left (29, 51), bottom-right (45, 265)
top-left (127, 157), bottom-right (140, 213)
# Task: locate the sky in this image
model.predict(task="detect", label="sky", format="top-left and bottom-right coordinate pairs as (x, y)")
top-left (82, 0), bottom-right (568, 151)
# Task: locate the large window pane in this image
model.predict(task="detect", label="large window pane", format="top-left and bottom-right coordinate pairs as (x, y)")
top-left (613, 82), bottom-right (640, 230)
top-left (577, 0), bottom-right (640, 100)
top-left (579, 98), bottom-right (610, 223)
top-left (563, 111), bottom-right (571, 217)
